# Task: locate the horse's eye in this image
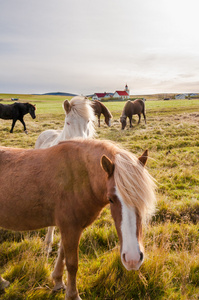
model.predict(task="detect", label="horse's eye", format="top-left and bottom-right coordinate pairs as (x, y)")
top-left (108, 198), bottom-right (113, 204)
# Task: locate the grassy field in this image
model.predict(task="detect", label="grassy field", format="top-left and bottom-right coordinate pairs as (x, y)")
top-left (0, 95), bottom-right (198, 299)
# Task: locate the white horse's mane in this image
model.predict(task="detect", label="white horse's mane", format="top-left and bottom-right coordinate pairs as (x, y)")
top-left (64, 96), bottom-right (96, 139)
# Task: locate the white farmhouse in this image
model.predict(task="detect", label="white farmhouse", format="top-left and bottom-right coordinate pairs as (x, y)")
top-left (113, 84), bottom-right (130, 100)
top-left (92, 93), bottom-right (111, 100)
top-left (113, 91), bottom-right (129, 100)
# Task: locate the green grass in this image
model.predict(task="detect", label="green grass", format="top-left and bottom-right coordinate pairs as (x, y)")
top-left (0, 95), bottom-right (199, 299)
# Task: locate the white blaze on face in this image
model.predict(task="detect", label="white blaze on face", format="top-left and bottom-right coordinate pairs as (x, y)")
top-left (108, 119), bottom-right (111, 127)
top-left (116, 188), bottom-right (143, 271)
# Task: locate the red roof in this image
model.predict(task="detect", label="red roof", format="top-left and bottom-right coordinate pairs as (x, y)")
top-left (95, 93), bottom-right (106, 98)
top-left (115, 91), bottom-right (129, 96)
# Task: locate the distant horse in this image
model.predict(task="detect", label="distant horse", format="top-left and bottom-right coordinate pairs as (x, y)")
top-left (35, 96), bottom-right (96, 252)
top-left (120, 99), bottom-right (146, 130)
top-left (0, 139), bottom-right (156, 300)
top-left (35, 96), bottom-right (95, 149)
top-left (91, 100), bottom-right (112, 127)
top-left (0, 102), bottom-right (36, 133)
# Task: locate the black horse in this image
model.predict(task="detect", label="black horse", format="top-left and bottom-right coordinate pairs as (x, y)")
top-left (0, 102), bottom-right (36, 133)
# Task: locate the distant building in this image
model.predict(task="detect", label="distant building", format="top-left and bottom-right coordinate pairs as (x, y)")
top-left (92, 93), bottom-right (111, 100)
top-left (125, 84), bottom-right (130, 95)
top-left (175, 94), bottom-right (188, 99)
top-left (113, 84), bottom-right (130, 100)
top-left (92, 84), bottom-right (130, 101)
top-left (189, 93), bottom-right (199, 97)
top-left (113, 91), bottom-right (129, 100)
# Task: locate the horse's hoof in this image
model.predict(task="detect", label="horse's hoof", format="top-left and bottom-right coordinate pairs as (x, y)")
top-left (52, 282), bottom-right (66, 292)
top-left (65, 292), bottom-right (82, 300)
top-left (0, 278), bottom-right (10, 290)
top-left (25, 130), bottom-right (28, 135)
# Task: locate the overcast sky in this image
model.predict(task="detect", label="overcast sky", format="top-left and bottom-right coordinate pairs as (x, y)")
top-left (1, 0), bottom-right (199, 95)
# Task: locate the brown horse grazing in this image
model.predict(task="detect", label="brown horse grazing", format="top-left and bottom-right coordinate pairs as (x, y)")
top-left (0, 139), bottom-right (156, 300)
top-left (91, 100), bottom-right (112, 127)
top-left (120, 99), bottom-right (146, 130)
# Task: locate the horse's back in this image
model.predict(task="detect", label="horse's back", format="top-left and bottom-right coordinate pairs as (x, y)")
top-left (0, 103), bottom-right (14, 119)
top-left (0, 140), bottom-right (110, 231)
top-left (0, 147), bottom-right (56, 230)
top-left (35, 129), bottom-right (62, 149)
top-left (127, 99), bottom-right (145, 115)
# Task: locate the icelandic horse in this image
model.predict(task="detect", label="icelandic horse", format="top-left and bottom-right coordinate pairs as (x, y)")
top-left (91, 100), bottom-right (112, 127)
top-left (0, 102), bottom-right (36, 133)
top-left (0, 139), bottom-right (156, 300)
top-left (120, 99), bottom-right (146, 130)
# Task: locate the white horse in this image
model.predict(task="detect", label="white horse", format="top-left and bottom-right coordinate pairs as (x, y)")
top-left (35, 96), bottom-right (96, 252)
top-left (35, 96), bottom-right (95, 149)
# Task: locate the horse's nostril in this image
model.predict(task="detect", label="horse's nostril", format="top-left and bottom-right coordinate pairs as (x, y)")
top-left (140, 251), bottom-right (144, 261)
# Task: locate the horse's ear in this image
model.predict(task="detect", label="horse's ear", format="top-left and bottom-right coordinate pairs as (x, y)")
top-left (63, 100), bottom-right (71, 113)
top-left (101, 155), bottom-right (114, 177)
top-left (138, 149), bottom-right (148, 166)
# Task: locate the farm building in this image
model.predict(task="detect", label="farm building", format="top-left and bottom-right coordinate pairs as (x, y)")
top-left (92, 84), bottom-right (130, 101)
top-left (113, 91), bottom-right (129, 100)
top-left (113, 84), bottom-right (130, 100)
top-left (92, 93), bottom-right (111, 100)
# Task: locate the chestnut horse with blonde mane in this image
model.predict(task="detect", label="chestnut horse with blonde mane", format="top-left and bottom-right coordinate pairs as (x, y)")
top-left (35, 96), bottom-right (96, 252)
top-left (0, 139), bottom-right (156, 300)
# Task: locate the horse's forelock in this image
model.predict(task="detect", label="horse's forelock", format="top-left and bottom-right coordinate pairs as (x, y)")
top-left (114, 150), bottom-right (156, 221)
top-left (64, 96), bottom-right (96, 138)
top-left (69, 96), bottom-right (95, 121)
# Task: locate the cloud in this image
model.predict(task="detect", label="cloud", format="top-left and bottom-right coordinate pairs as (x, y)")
top-left (1, 0), bottom-right (199, 94)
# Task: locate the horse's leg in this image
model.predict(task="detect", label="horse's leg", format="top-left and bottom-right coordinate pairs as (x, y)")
top-left (45, 226), bottom-right (55, 253)
top-left (61, 228), bottom-right (82, 300)
top-left (51, 241), bottom-right (66, 291)
top-left (10, 119), bottom-right (17, 133)
top-left (0, 275), bottom-right (10, 290)
top-left (138, 114), bottom-right (141, 124)
top-left (129, 116), bottom-right (132, 128)
top-left (143, 111), bottom-right (146, 124)
top-left (98, 115), bottom-right (100, 127)
top-left (19, 118), bottom-right (27, 133)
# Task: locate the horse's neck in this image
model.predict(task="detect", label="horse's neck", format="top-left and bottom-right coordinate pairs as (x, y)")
top-left (19, 103), bottom-right (28, 114)
top-left (57, 119), bottom-right (89, 142)
top-left (123, 101), bottom-right (132, 115)
top-left (100, 104), bottom-right (107, 117)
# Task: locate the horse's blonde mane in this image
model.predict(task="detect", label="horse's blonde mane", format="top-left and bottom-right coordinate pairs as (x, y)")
top-left (69, 96), bottom-right (95, 122)
top-left (66, 96), bottom-right (96, 138)
top-left (114, 149), bottom-right (156, 221)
